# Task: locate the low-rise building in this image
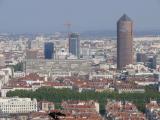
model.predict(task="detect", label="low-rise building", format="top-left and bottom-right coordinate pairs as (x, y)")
top-left (38, 101), bottom-right (55, 111)
top-left (61, 100), bottom-right (99, 114)
top-left (115, 81), bottom-right (145, 94)
top-left (105, 100), bottom-right (146, 120)
top-left (61, 100), bottom-right (102, 119)
top-left (0, 97), bottom-right (37, 114)
top-left (146, 100), bottom-right (160, 120)
top-left (13, 71), bottom-right (25, 78)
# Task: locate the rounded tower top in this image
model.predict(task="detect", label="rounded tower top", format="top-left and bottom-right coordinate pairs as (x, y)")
top-left (118, 14), bottom-right (132, 23)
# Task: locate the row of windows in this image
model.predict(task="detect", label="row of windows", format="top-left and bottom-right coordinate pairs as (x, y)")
top-left (2, 110), bottom-right (37, 113)
top-left (2, 109), bottom-right (37, 113)
top-left (0, 102), bottom-right (36, 105)
top-left (1, 107), bottom-right (37, 109)
top-left (0, 105), bottom-right (37, 107)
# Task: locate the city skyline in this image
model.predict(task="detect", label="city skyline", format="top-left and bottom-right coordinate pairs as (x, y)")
top-left (0, 0), bottom-right (160, 33)
top-left (0, 0), bottom-right (160, 119)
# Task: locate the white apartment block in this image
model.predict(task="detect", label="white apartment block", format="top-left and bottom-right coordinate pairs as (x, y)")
top-left (0, 97), bottom-right (37, 114)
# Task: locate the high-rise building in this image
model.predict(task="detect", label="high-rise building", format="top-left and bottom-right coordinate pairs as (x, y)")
top-left (0, 54), bottom-right (5, 67)
top-left (27, 40), bottom-right (32, 49)
top-left (69, 33), bottom-right (80, 58)
top-left (117, 14), bottom-right (133, 70)
top-left (44, 42), bottom-right (54, 59)
top-left (26, 49), bottom-right (38, 59)
top-left (136, 53), bottom-right (147, 63)
top-left (156, 53), bottom-right (160, 67)
top-left (146, 55), bottom-right (156, 69)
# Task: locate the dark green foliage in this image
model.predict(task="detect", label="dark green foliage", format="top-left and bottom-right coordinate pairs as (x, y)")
top-left (13, 62), bottom-right (23, 72)
top-left (7, 62), bottom-right (23, 72)
top-left (7, 86), bottom-right (160, 115)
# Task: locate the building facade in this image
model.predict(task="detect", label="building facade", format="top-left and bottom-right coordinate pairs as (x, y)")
top-left (26, 49), bottom-right (38, 59)
top-left (136, 52), bottom-right (147, 63)
top-left (69, 33), bottom-right (80, 58)
top-left (105, 100), bottom-right (146, 120)
top-left (44, 42), bottom-right (54, 59)
top-left (0, 54), bottom-right (5, 67)
top-left (38, 101), bottom-right (55, 111)
top-left (0, 97), bottom-right (37, 114)
top-left (117, 14), bottom-right (133, 70)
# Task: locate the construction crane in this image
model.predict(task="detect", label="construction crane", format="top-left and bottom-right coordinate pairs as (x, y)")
top-left (64, 21), bottom-right (72, 37)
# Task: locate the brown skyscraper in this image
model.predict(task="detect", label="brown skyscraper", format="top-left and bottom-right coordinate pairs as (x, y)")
top-left (117, 14), bottom-right (133, 70)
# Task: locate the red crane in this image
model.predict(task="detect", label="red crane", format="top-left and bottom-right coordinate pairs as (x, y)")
top-left (64, 21), bottom-right (72, 35)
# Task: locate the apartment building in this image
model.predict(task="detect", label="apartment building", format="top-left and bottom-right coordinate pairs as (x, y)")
top-left (0, 97), bottom-right (37, 114)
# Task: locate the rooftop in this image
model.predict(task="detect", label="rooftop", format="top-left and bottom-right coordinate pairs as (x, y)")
top-left (118, 14), bottom-right (132, 22)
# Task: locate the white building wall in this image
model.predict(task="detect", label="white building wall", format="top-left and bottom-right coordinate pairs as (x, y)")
top-left (0, 97), bottom-right (37, 114)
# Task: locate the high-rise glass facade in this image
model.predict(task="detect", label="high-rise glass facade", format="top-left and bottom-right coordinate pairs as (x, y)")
top-left (44, 42), bottom-right (54, 59)
top-left (69, 33), bottom-right (80, 58)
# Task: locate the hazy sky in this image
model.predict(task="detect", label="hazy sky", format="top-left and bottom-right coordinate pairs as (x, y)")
top-left (0, 0), bottom-right (160, 33)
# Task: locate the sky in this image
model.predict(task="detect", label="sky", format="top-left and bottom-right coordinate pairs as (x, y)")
top-left (0, 0), bottom-right (160, 33)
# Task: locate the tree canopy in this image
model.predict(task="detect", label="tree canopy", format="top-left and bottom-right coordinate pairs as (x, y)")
top-left (7, 86), bottom-right (160, 114)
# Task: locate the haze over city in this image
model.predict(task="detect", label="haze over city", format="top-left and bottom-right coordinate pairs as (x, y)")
top-left (0, 1), bottom-right (160, 120)
top-left (0, 0), bottom-right (160, 33)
